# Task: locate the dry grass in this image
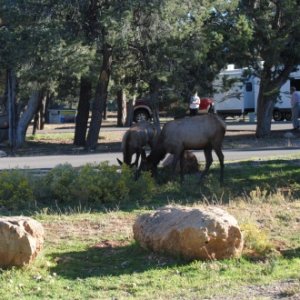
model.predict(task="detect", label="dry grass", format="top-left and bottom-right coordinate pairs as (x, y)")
top-left (43, 212), bottom-right (135, 247)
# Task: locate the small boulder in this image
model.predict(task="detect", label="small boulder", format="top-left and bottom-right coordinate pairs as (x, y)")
top-left (0, 217), bottom-right (44, 268)
top-left (133, 205), bottom-right (243, 260)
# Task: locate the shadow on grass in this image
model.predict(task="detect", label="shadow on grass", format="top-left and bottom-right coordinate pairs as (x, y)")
top-left (49, 242), bottom-right (185, 279)
top-left (13, 140), bottom-right (122, 156)
top-left (148, 158), bottom-right (300, 205)
top-left (281, 247), bottom-right (300, 259)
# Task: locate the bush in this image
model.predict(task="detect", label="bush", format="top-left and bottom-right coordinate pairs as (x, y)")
top-left (72, 163), bottom-right (130, 204)
top-left (72, 163), bottom-right (156, 205)
top-left (35, 163), bottom-right (156, 207)
top-left (0, 170), bottom-right (35, 210)
top-left (39, 163), bottom-right (79, 204)
top-left (120, 165), bottom-right (156, 202)
top-left (0, 163), bottom-right (157, 211)
top-left (241, 222), bottom-right (274, 256)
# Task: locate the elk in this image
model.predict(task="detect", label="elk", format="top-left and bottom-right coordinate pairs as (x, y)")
top-left (140, 114), bottom-right (226, 184)
top-left (162, 150), bottom-right (199, 174)
top-left (117, 121), bottom-right (160, 168)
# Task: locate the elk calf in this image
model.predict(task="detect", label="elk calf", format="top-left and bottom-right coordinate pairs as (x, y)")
top-left (162, 150), bottom-right (199, 174)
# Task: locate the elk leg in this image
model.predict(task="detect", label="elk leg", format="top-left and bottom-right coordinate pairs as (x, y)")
top-left (171, 154), bottom-right (179, 181)
top-left (179, 151), bottom-right (185, 182)
top-left (134, 148), bottom-right (148, 179)
top-left (201, 147), bottom-right (213, 181)
top-left (214, 147), bottom-right (224, 185)
top-left (141, 149), bottom-right (146, 161)
top-left (134, 149), bottom-right (147, 179)
top-left (134, 151), bottom-right (140, 168)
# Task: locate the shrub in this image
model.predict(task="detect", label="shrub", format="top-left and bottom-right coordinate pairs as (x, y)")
top-left (39, 163), bottom-right (79, 204)
top-left (0, 163), bottom-right (157, 210)
top-left (0, 170), bottom-right (35, 210)
top-left (120, 166), bottom-right (156, 202)
top-left (72, 163), bottom-right (130, 204)
top-left (241, 222), bottom-right (274, 256)
top-left (73, 163), bottom-right (156, 205)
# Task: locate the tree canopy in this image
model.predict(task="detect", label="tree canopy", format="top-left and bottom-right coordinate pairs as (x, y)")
top-left (233, 0), bottom-right (300, 136)
top-left (1, 0), bottom-right (300, 147)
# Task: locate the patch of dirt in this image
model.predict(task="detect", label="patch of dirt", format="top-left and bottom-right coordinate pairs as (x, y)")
top-left (43, 214), bottom-right (135, 246)
top-left (213, 279), bottom-right (300, 300)
top-left (91, 239), bottom-right (130, 249)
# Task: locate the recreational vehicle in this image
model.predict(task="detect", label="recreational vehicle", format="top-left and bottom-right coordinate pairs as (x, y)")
top-left (213, 65), bottom-right (300, 121)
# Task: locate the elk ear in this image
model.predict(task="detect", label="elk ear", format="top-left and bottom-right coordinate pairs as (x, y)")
top-left (117, 158), bottom-right (123, 166)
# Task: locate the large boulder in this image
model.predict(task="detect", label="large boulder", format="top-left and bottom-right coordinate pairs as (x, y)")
top-left (133, 205), bottom-right (243, 260)
top-left (0, 217), bottom-right (44, 268)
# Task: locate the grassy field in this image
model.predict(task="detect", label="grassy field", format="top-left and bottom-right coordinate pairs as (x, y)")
top-left (1, 154), bottom-right (300, 299)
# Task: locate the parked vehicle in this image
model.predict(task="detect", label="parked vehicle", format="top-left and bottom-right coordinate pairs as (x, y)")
top-left (133, 97), bottom-right (214, 122)
top-left (133, 99), bottom-right (153, 122)
top-left (213, 64), bottom-right (300, 121)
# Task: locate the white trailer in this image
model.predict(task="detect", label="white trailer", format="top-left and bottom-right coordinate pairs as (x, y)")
top-left (213, 65), bottom-right (300, 121)
top-left (213, 65), bottom-right (257, 118)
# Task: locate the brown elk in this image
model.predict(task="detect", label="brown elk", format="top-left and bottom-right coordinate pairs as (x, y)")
top-left (117, 121), bottom-right (160, 168)
top-left (140, 114), bottom-right (226, 184)
top-left (162, 150), bottom-right (199, 174)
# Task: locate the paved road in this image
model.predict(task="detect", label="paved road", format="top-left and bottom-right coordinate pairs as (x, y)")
top-left (0, 121), bottom-right (299, 170)
top-left (1, 147), bottom-right (299, 170)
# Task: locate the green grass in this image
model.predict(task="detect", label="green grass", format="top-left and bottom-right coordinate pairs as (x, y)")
top-left (27, 133), bottom-right (75, 141)
top-left (1, 157), bottom-right (300, 299)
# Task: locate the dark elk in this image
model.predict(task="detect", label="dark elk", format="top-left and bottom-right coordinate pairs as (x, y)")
top-left (140, 114), bottom-right (226, 184)
top-left (117, 121), bottom-right (160, 168)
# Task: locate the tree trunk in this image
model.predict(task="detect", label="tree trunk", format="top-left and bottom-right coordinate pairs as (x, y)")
top-left (16, 90), bottom-right (41, 147)
top-left (39, 93), bottom-right (46, 130)
top-left (74, 76), bottom-right (92, 146)
top-left (32, 91), bottom-right (45, 135)
top-left (103, 101), bottom-right (107, 120)
top-left (149, 78), bottom-right (161, 129)
top-left (44, 91), bottom-right (52, 124)
top-left (7, 69), bottom-right (17, 151)
top-left (86, 43), bottom-right (112, 150)
top-left (117, 89), bottom-right (127, 127)
top-left (32, 112), bottom-right (39, 135)
top-left (125, 97), bottom-right (134, 126)
top-left (256, 62), bottom-right (296, 137)
top-left (255, 89), bottom-right (275, 137)
top-left (126, 83), bottom-right (138, 126)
